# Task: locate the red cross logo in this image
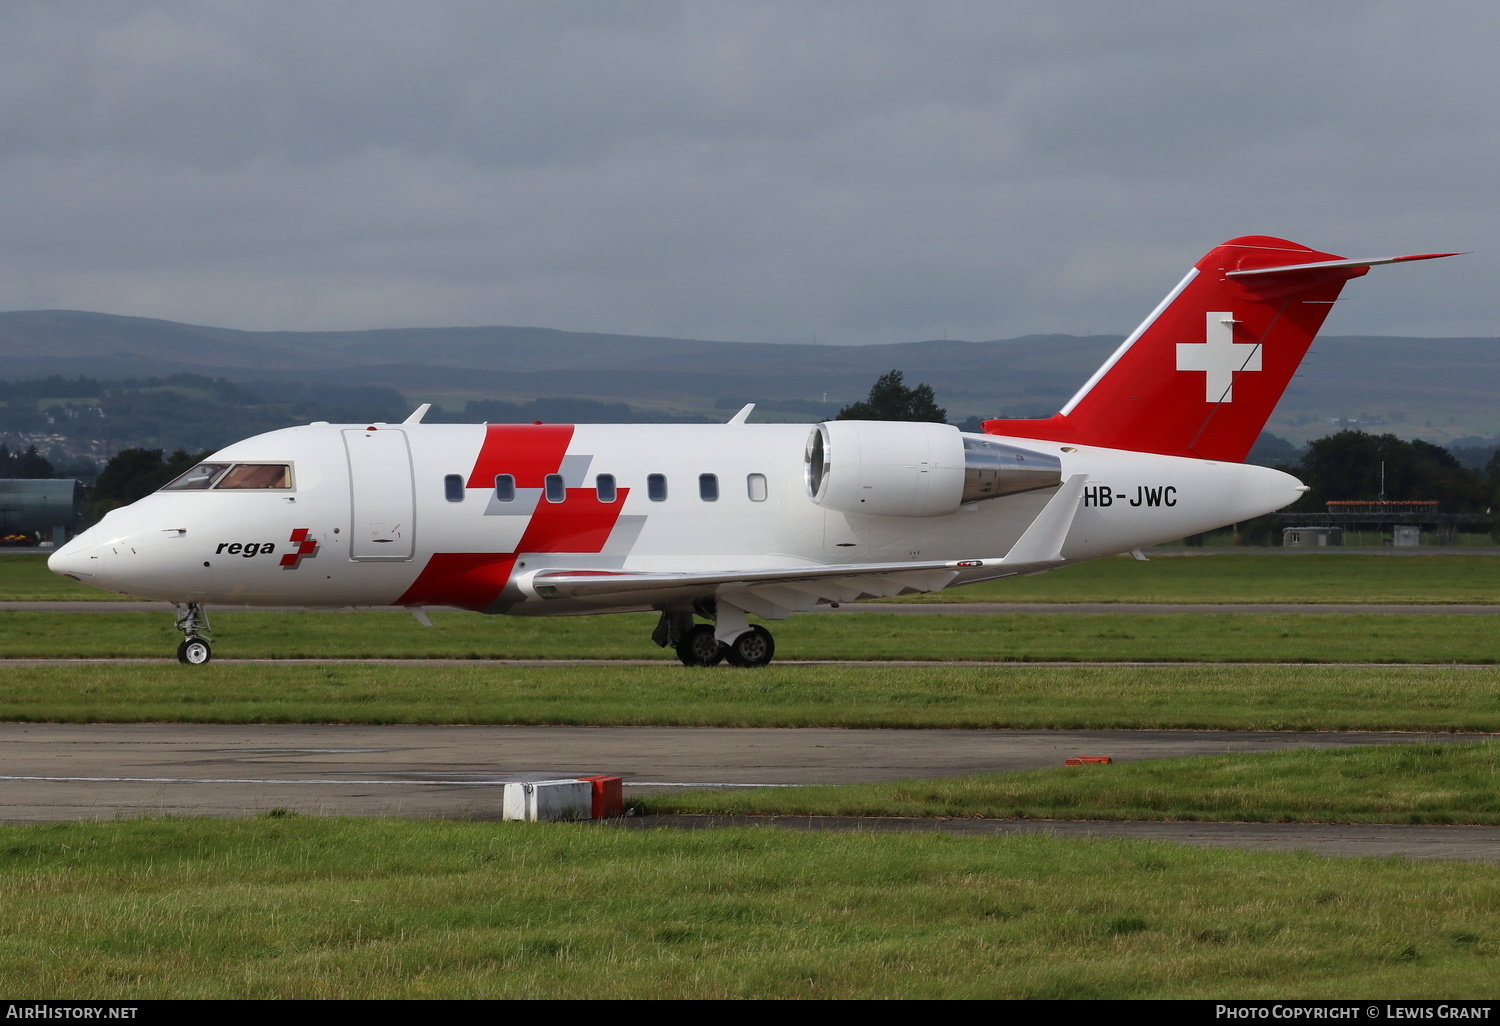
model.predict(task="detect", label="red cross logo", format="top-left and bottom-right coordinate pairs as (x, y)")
top-left (279, 528), bottom-right (318, 568)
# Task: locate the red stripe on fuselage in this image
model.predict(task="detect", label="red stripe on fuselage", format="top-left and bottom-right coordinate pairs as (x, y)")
top-left (395, 553), bottom-right (517, 611)
top-left (466, 424), bottom-right (574, 488)
top-left (397, 425), bottom-right (632, 610)
top-left (519, 487), bottom-right (631, 553)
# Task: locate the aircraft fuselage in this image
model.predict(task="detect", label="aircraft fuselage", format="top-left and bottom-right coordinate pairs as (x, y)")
top-left (52, 420), bottom-right (1302, 613)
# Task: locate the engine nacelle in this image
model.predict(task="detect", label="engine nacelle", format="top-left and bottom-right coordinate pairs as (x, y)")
top-left (959, 433), bottom-right (1063, 502)
top-left (804, 421), bottom-right (1062, 517)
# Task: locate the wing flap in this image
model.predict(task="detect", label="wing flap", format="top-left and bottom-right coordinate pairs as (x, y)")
top-left (517, 559), bottom-right (974, 604)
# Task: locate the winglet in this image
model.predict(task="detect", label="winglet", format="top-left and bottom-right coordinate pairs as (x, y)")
top-left (727, 403), bottom-right (755, 424)
top-left (403, 403), bottom-right (432, 425)
top-left (1000, 474), bottom-right (1088, 565)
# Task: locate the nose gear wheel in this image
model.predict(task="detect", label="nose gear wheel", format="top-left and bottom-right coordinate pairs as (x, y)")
top-left (172, 602), bottom-right (214, 666)
top-left (177, 638), bottom-right (212, 665)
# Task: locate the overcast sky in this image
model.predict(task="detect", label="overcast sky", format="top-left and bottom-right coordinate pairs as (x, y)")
top-left (0, 1), bottom-right (1493, 344)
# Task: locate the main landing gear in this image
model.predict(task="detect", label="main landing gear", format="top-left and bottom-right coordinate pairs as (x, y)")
top-left (723, 624), bottom-right (775, 668)
top-left (652, 609), bottom-right (776, 668)
top-left (174, 602), bottom-right (213, 665)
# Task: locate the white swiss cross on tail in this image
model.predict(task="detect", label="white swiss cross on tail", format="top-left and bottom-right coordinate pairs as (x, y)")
top-left (1175, 311), bottom-right (1261, 403)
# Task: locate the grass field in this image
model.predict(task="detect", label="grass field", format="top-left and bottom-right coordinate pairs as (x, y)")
top-left (4, 606), bottom-right (1500, 663)
top-left (0, 553), bottom-right (142, 601)
top-left (1, 817), bottom-right (1496, 999)
top-left (8, 550), bottom-right (1500, 997)
top-left (10, 550), bottom-right (1500, 604)
top-left (903, 551), bottom-right (1500, 604)
top-left (3, 661), bottom-right (1500, 731)
top-left (639, 743), bottom-right (1500, 824)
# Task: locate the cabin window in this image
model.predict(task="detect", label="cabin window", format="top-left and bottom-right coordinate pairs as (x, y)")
top-left (494, 474), bottom-right (515, 502)
top-left (698, 473), bottom-right (719, 501)
top-left (444, 474), bottom-right (464, 502)
top-left (596, 474), bottom-right (617, 503)
top-left (545, 473), bottom-right (566, 503)
top-left (647, 474), bottom-right (667, 501)
top-left (747, 473), bottom-right (768, 502)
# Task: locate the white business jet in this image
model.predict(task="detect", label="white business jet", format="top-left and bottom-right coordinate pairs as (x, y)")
top-left (48, 236), bottom-right (1455, 666)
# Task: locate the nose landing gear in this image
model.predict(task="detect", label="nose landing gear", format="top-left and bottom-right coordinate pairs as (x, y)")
top-left (173, 602), bottom-right (213, 665)
top-left (177, 637), bottom-right (212, 665)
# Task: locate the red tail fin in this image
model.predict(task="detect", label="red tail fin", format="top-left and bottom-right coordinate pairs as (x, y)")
top-left (983, 236), bottom-right (1457, 462)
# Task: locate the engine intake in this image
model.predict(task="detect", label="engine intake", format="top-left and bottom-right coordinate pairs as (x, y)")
top-left (805, 422), bottom-right (1061, 518)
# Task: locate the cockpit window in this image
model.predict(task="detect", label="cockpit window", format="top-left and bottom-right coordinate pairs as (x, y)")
top-left (161, 463), bottom-right (230, 490)
top-left (216, 464), bottom-right (292, 489)
top-left (160, 462), bottom-right (293, 491)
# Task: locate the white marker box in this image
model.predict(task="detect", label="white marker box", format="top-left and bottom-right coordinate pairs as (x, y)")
top-left (502, 779), bottom-right (594, 822)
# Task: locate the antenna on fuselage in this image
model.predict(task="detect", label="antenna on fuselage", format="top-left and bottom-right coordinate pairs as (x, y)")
top-left (403, 403), bottom-right (432, 425)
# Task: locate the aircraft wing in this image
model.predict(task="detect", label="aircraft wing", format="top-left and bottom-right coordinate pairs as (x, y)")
top-left (514, 555), bottom-right (1049, 617)
top-left (513, 474), bottom-right (1089, 617)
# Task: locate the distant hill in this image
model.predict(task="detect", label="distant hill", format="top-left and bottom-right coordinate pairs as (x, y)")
top-left (0, 310), bottom-right (1118, 420)
top-left (0, 310), bottom-right (1495, 442)
top-left (1270, 335), bottom-right (1500, 443)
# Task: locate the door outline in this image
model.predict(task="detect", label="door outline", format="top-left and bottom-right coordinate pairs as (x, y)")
top-left (344, 428), bottom-right (416, 560)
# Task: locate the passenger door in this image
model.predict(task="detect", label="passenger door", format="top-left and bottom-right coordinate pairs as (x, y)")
top-left (343, 428), bottom-right (415, 560)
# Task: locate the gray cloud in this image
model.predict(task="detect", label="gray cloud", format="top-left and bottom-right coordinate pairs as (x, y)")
top-left (0, 1), bottom-right (1493, 342)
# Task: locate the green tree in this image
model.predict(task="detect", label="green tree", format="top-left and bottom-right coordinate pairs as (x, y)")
top-left (1291, 431), bottom-right (1489, 512)
top-left (91, 448), bottom-right (206, 521)
top-left (836, 369), bottom-right (947, 423)
top-left (0, 444), bottom-right (54, 478)
top-left (14, 445), bottom-right (53, 479)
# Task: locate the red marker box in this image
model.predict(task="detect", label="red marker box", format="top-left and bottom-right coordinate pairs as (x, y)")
top-left (576, 775), bottom-right (624, 818)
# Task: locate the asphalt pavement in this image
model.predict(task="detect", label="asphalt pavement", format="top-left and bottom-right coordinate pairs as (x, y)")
top-left (2, 722), bottom-right (1496, 863)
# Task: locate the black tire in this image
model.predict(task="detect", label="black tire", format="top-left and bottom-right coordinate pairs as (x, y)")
top-left (724, 625), bottom-right (775, 668)
top-left (675, 624), bottom-right (725, 667)
top-left (177, 637), bottom-right (212, 665)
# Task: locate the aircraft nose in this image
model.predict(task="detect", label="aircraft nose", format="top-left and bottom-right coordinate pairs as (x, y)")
top-left (47, 507), bottom-right (142, 586)
top-left (46, 537), bottom-right (96, 581)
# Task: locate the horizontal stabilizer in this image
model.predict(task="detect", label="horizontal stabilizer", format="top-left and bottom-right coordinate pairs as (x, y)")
top-left (1225, 251), bottom-right (1460, 278)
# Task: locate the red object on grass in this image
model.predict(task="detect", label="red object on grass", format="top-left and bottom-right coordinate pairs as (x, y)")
top-left (1065, 757), bottom-right (1112, 766)
top-left (577, 775), bottom-right (623, 818)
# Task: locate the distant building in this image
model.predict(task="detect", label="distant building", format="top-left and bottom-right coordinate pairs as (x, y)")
top-left (1276, 500), bottom-right (1489, 547)
top-left (1283, 526), bottom-right (1342, 547)
top-left (1392, 525), bottom-right (1423, 547)
top-left (0, 479), bottom-right (84, 545)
